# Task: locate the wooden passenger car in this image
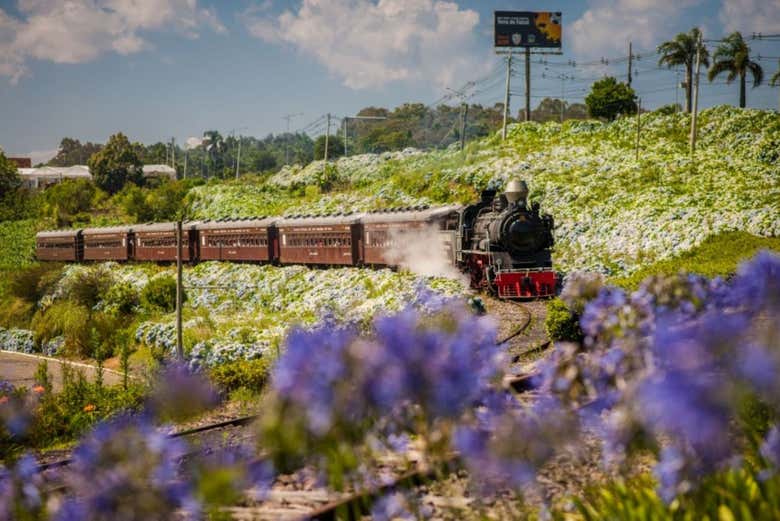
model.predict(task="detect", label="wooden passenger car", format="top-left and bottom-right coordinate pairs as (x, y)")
top-left (133, 222), bottom-right (199, 262)
top-left (361, 206), bottom-right (462, 265)
top-left (197, 219), bottom-right (278, 262)
top-left (36, 229), bottom-right (82, 262)
top-left (276, 215), bottom-right (363, 266)
top-left (81, 226), bottom-right (133, 261)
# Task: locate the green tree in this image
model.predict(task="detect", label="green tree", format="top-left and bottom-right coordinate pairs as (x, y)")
top-left (313, 135), bottom-right (345, 160)
top-left (708, 31), bottom-right (763, 108)
top-left (87, 133), bottom-right (143, 194)
top-left (657, 28), bottom-right (710, 113)
top-left (252, 150), bottom-right (277, 172)
top-left (531, 97), bottom-right (568, 123)
top-left (48, 138), bottom-right (102, 166)
top-left (585, 77), bottom-right (638, 121)
top-left (0, 150), bottom-right (20, 197)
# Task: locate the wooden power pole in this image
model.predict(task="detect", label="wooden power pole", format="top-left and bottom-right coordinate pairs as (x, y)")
top-left (525, 47), bottom-right (531, 121)
top-left (502, 53), bottom-right (512, 139)
top-left (175, 220), bottom-right (183, 361)
top-left (324, 113), bottom-right (331, 162)
top-left (689, 32), bottom-right (703, 155)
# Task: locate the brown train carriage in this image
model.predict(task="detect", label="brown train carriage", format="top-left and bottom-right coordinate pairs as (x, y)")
top-left (361, 206), bottom-right (462, 266)
top-left (133, 222), bottom-right (200, 262)
top-left (276, 215), bottom-right (364, 266)
top-left (81, 226), bottom-right (133, 261)
top-left (36, 229), bottom-right (83, 262)
top-left (197, 218), bottom-right (278, 262)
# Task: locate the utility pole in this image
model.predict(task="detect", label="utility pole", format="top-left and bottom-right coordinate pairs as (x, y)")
top-left (525, 47), bottom-right (531, 121)
top-left (282, 112), bottom-right (303, 165)
top-left (344, 118), bottom-right (348, 157)
top-left (690, 31), bottom-right (703, 155)
top-left (635, 98), bottom-right (642, 162)
top-left (171, 138), bottom-right (175, 170)
top-left (324, 113), bottom-right (331, 162)
top-left (183, 151), bottom-right (188, 179)
top-left (502, 53), bottom-right (512, 139)
top-left (460, 103), bottom-right (469, 151)
top-left (175, 220), bottom-right (183, 361)
top-left (627, 41), bottom-right (633, 88)
top-left (235, 135), bottom-right (241, 179)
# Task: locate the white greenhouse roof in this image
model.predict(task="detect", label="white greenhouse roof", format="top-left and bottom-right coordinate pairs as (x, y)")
top-left (19, 165), bottom-right (91, 179)
top-left (142, 164), bottom-right (177, 179)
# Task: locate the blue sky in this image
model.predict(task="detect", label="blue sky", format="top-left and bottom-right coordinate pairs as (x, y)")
top-left (0, 0), bottom-right (778, 162)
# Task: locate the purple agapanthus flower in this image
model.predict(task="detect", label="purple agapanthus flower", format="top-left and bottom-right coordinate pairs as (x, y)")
top-left (0, 453), bottom-right (46, 520)
top-left (56, 414), bottom-right (200, 521)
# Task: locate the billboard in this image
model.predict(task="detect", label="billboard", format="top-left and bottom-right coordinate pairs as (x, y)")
top-left (494, 11), bottom-right (562, 49)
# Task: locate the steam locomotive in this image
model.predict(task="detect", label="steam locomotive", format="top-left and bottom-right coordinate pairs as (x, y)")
top-left (36, 179), bottom-right (557, 299)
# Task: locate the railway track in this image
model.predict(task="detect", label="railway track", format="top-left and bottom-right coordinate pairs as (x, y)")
top-left (231, 301), bottom-right (542, 520)
top-left (32, 299), bottom-right (546, 519)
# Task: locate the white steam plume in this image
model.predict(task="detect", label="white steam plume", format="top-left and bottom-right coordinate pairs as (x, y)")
top-left (385, 225), bottom-right (468, 284)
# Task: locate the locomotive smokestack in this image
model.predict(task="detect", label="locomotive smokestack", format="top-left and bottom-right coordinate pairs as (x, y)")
top-left (505, 179), bottom-right (528, 205)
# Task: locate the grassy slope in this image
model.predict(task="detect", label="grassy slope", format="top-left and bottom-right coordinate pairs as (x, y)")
top-left (611, 231), bottom-right (780, 289)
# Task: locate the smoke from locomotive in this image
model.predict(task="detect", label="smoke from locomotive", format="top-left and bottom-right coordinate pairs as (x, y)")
top-left (36, 179), bottom-right (557, 299)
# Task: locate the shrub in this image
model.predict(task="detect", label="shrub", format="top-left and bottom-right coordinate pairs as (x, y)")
top-left (39, 178), bottom-right (97, 226)
top-left (31, 301), bottom-right (91, 356)
top-left (7, 263), bottom-right (63, 304)
top-left (208, 358), bottom-right (272, 393)
top-left (544, 298), bottom-right (583, 342)
top-left (141, 276), bottom-right (181, 313)
top-left (103, 281), bottom-right (140, 316)
top-left (63, 265), bottom-right (114, 309)
top-left (0, 298), bottom-right (35, 329)
top-left (25, 362), bottom-right (145, 451)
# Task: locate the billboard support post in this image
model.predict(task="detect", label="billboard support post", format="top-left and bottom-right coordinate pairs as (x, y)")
top-left (502, 53), bottom-right (512, 140)
top-left (494, 11), bottom-right (561, 124)
top-left (525, 47), bottom-right (531, 121)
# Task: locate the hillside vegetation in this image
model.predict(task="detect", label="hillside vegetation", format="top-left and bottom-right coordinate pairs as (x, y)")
top-left (1, 105), bottom-right (777, 278)
top-left (186, 105), bottom-right (779, 275)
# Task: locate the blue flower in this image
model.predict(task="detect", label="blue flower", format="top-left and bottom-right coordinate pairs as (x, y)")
top-left (761, 425), bottom-right (780, 471)
top-left (59, 414), bottom-right (201, 520)
top-left (0, 454), bottom-right (46, 520)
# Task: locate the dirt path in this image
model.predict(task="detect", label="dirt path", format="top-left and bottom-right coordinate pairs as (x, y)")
top-left (0, 351), bottom-right (124, 391)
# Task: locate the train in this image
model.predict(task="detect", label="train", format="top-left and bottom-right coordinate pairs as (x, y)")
top-left (36, 179), bottom-right (557, 298)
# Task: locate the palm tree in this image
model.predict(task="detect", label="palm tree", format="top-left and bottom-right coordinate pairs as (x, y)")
top-left (708, 31), bottom-right (763, 108)
top-left (657, 28), bottom-right (709, 113)
top-left (771, 60), bottom-right (780, 87)
top-left (202, 130), bottom-right (225, 177)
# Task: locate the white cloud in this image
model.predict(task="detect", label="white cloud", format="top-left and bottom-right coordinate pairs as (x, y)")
top-left (569, 0), bottom-right (703, 59)
top-left (244, 0), bottom-right (485, 90)
top-left (720, 0), bottom-right (780, 34)
top-left (0, 0), bottom-right (225, 83)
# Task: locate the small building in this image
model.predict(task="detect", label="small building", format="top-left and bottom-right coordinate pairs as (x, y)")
top-left (8, 157), bottom-right (32, 168)
top-left (18, 165), bottom-right (92, 189)
top-left (142, 164), bottom-right (177, 181)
